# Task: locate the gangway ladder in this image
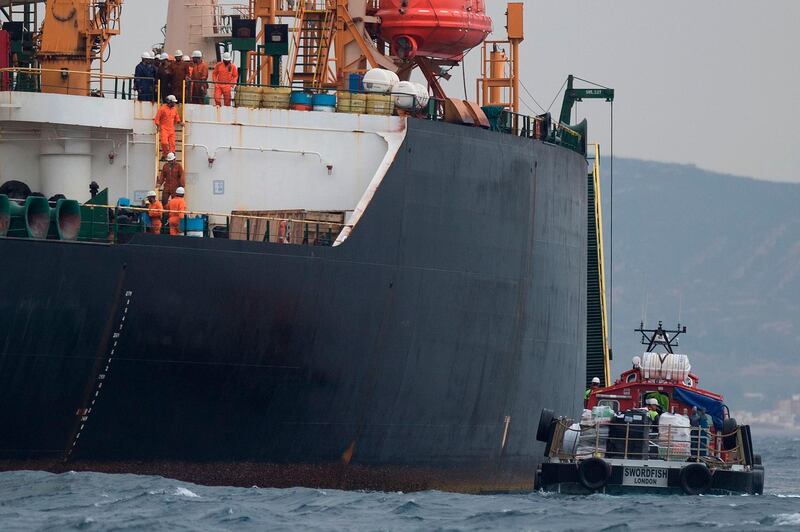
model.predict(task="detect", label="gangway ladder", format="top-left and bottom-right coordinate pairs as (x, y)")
top-left (153, 80), bottom-right (188, 196)
top-left (286, 0), bottom-right (336, 88)
top-left (586, 143), bottom-right (611, 387)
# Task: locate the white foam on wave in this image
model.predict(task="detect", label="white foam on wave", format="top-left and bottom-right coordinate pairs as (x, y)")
top-left (174, 487), bottom-right (200, 498)
top-left (775, 513), bottom-right (800, 526)
top-left (776, 494), bottom-right (800, 498)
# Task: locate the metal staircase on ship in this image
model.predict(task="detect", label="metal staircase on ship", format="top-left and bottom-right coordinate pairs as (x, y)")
top-left (586, 143), bottom-right (611, 387)
top-left (286, 0), bottom-right (336, 88)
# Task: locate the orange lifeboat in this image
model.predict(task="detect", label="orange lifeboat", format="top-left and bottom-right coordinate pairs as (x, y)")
top-left (377, 0), bottom-right (493, 60)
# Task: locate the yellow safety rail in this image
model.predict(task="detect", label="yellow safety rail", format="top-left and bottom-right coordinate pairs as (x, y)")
top-left (591, 143), bottom-right (612, 386)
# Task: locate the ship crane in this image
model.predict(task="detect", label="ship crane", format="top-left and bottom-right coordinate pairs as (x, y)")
top-left (16, 0), bottom-right (125, 96)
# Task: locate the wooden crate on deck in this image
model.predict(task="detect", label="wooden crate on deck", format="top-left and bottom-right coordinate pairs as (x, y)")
top-left (230, 210), bottom-right (345, 244)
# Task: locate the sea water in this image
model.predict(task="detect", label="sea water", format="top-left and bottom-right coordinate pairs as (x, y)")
top-left (0, 436), bottom-right (797, 531)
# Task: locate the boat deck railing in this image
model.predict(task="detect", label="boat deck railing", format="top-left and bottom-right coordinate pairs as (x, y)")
top-left (550, 419), bottom-right (750, 468)
top-left (0, 67), bottom-right (587, 155)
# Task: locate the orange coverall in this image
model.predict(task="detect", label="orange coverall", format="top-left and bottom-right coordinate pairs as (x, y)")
top-left (171, 61), bottom-right (192, 102)
top-left (189, 60), bottom-right (209, 104)
top-left (153, 104), bottom-right (181, 158)
top-left (157, 161), bottom-right (186, 204)
top-left (165, 196), bottom-right (186, 236)
top-left (212, 62), bottom-right (238, 106)
top-left (147, 199), bottom-right (163, 233)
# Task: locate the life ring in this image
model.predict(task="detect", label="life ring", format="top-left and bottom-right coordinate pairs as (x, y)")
top-left (680, 463), bottom-right (713, 495)
top-left (577, 457), bottom-right (610, 491)
top-left (536, 409), bottom-right (554, 442)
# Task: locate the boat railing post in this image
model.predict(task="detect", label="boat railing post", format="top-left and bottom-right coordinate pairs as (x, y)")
top-left (594, 423), bottom-right (600, 457)
top-left (624, 423), bottom-right (629, 459)
top-left (666, 425), bottom-right (672, 461)
top-left (246, 217), bottom-right (251, 240)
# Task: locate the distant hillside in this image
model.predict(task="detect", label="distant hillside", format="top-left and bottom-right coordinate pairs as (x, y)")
top-left (599, 158), bottom-right (800, 415)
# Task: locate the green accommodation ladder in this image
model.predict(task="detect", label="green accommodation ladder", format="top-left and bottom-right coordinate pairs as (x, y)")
top-left (558, 75), bottom-right (614, 387)
top-left (587, 146), bottom-right (611, 387)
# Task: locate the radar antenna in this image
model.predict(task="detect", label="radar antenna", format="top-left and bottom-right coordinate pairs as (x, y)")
top-left (636, 321), bottom-right (686, 354)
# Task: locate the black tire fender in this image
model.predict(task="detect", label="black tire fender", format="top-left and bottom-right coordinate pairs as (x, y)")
top-left (752, 468), bottom-right (764, 495)
top-left (722, 417), bottom-right (738, 450)
top-left (680, 463), bottom-right (713, 495)
top-left (536, 409), bottom-right (554, 442)
top-left (542, 419), bottom-right (558, 457)
top-left (577, 457), bottom-right (610, 491)
top-left (753, 453), bottom-right (762, 466)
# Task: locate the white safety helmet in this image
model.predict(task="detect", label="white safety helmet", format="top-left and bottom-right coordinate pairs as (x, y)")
top-left (175, 187), bottom-right (185, 195)
top-left (158, 53), bottom-right (168, 61)
top-left (174, 50), bottom-right (183, 58)
top-left (166, 152), bottom-right (176, 161)
top-left (141, 51), bottom-right (150, 59)
top-left (147, 190), bottom-right (157, 198)
top-left (591, 377), bottom-right (600, 385)
top-left (192, 50), bottom-right (202, 58)
top-left (166, 95), bottom-right (178, 103)
top-left (646, 398), bottom-right (659, 406)
top-left (222, 52), bottom-right (232, 61)
top-left (182, 55), bottom-right (190, 62)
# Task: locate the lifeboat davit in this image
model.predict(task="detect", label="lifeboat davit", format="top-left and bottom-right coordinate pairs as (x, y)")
top-left (377, 0), bottom-right (493, 60)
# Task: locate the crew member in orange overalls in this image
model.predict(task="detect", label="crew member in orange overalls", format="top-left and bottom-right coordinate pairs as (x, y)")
top-left (145, 190), bottom-right (163, 234)
top-left (156, 53), bottom-right (173, 101)
top-left (212, 52), bottom-right (238, 107)
top-left (165, 186), bottom-right (187, 236)
top-left (153, 95), bottom-right (182, 159)
top-left (189, 50), bottom-right (209, 104)
top-left (157, 152), bottom-right (186, 205)
top-left (171, 55), bottom-right (192, 103)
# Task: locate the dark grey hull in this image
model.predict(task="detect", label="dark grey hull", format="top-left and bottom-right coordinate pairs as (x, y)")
top-left (0, 119), bottom-right (587, 492)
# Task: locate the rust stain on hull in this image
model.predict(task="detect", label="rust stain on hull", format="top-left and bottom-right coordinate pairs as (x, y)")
top-left (0, 459), bottom-right (534, 494)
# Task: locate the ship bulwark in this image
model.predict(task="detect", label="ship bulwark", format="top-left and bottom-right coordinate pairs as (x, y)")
top-left (0, 119), bottom-right (587, 492)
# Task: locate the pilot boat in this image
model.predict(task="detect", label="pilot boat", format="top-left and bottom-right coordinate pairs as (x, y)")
top-left (535, 322), bottom-right (764, 495)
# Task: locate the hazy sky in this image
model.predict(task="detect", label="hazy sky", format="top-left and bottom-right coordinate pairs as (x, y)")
top-left (109, 1), bottom-right (799, 183)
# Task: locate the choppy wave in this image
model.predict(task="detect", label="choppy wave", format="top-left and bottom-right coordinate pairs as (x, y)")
top-left (0, 436), bottom-right (796, 531)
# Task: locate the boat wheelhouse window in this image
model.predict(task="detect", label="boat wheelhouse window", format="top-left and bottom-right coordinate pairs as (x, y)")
top-left (642, 391), bottom-right (671, 412)
top-left (626, 372), bottom-right (637, 383)
top-left (598, 399), bottom-right (619, 412)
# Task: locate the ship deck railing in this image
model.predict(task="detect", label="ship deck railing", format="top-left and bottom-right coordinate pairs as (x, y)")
top-left (81, 202), bottom-right (346, 246)
top-left (549, 419), bottom-right (750, 469)
top-left (0, 67), bottom-right (587, 155)
top-left (2, 195), bottom-right (346, 246)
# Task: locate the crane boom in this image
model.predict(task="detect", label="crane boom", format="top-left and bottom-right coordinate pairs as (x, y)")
top-left (559, 74), bottom-right (614, 125)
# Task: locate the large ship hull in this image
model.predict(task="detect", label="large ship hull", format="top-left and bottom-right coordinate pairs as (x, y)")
top-left (0, 119), bottom-right (587, 492)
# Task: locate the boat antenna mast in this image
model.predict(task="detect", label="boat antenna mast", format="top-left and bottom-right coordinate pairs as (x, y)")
top-left (636, 321), bottom-right (686, 354)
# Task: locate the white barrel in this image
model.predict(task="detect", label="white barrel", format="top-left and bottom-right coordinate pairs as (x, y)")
top-left (562, 423), bottom-right (581, 455)
top-left (658, 413), bottom-right (691, 459)
top-left (363, 68), bottom-right (398, 94)
top-left (641, 352), bottom-right (691, 382)
top-left (413, 82), bottom-right (430, 108)
top-left (393, 81), bottom-right (418, 109)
